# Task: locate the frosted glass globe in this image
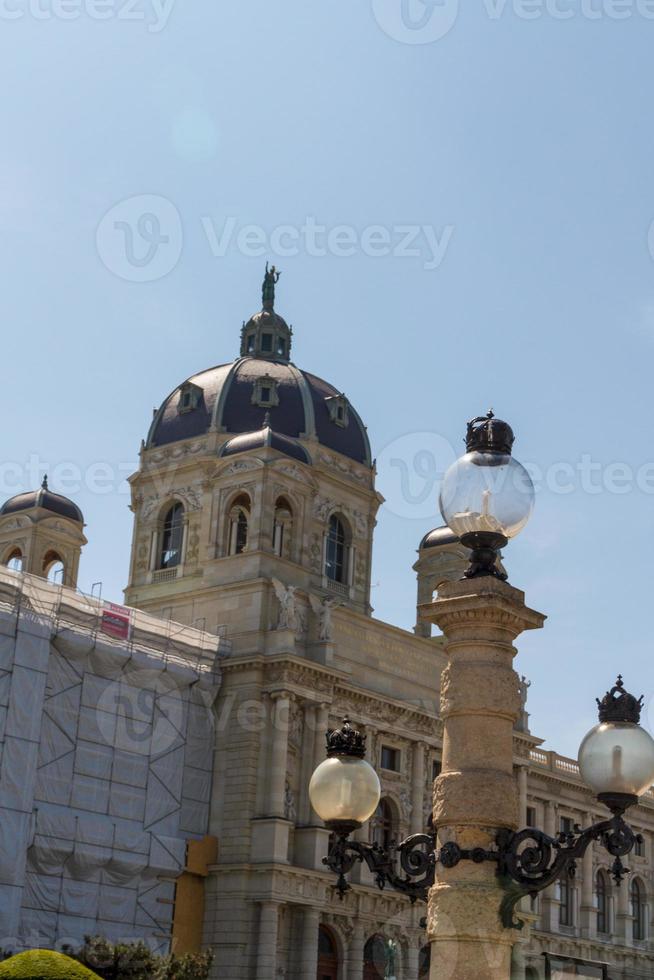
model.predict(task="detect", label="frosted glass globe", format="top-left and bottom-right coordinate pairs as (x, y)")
top-left (309, 756), bottom-right (381, 826)
top-left (439, 451), bottom-right (535, 540)
top-left (578, 722), bottom-right (654, 799)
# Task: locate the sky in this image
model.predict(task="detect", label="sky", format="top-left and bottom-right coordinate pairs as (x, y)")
top-left (2, 0), bottom-right (654, 759)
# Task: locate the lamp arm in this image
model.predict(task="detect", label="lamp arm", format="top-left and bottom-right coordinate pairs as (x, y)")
top-left (323, 831), bottom-right (436, 902)
top-left (496, 814), bottom-right (640, 929)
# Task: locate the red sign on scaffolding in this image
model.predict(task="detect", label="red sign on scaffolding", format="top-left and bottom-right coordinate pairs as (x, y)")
top-left (101, 602), bottom-right (132, 640)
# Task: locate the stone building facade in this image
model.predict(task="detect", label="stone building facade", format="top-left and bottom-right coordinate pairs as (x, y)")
top-left (0, 269), bottom-right (652, 978)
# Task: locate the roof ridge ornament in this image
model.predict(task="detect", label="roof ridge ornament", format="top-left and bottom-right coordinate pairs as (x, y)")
top-left (262, 262), bottom-right (281, 311)
top-left (597, 676), bottom-right (644, 725)
top-left (41, 475), bottom-right (48, 490)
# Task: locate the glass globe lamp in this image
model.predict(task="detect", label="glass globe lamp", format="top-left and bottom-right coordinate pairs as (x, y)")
top-left (439, 411), bottom-right (534, 579)
top-left (309, 718), bottom-right (381, 833)
top-left (578, 677), bottom-right (654, 813)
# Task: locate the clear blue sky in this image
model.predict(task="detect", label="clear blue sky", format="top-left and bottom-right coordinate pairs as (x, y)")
top-left (2, 0), bottom-right (654, 759)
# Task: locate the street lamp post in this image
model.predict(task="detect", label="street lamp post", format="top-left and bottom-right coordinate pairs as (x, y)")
top-left (309, 413), bottom-right (654, 980)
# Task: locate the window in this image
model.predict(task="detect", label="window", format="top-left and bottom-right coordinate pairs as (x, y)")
top-left (251, 374), bottom-right (279, 408)
top-left (325, 394), bottom-right (350, 428)
top-left (558, 874), bottom-right (573, 926)
top-left (247, 334), bottom-right (255, 353)
top-left (596, 871), bottom-right (609, 935)
top-left (380, 746), bottom-right (400, 772)
top-left (527, 806), bottom-right (536, 828)
top-left (159, 503), bottom-right (184, 569)
top-left (228, 494), bottom-right (250, 556)
top-left (273, 498), bottom-right (292, 558)
top-left (635, 835), bottom-right (645, 858)
top-left (560, 816), bottom-right (574, 836)
top-left (276, 336), bottom-right (286, 357)
top-left (177, 382), bottom-right (202, 414)
top-left (370, 800), bottom-right (395, 849)
top-left (5, 548), bottom-right (23, 572)
top-left (261, 333), bottom-right (273, 353)
top-left (43, 549), bottom-right (65, 584)
top-left (363, 935), bottom-right (387, 979)
top-left (432, 759), bottom-right (442, 781)
top-left (631, 878), bottom-right (645, 941)
top-left (318, 926), bottom-right (338, 979)
top-left (419, 946), bottom-right (431, 979)
top-left (325, 515), bottom-right (348, 584)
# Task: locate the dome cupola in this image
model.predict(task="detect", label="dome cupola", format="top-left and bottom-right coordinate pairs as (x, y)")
top-left (239, 264), bottom-right (293, 363)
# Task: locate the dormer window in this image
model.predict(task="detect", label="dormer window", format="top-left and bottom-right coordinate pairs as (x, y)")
top-left (326, 394), bottom-right (349, 428)
top-left (261, 333), bottom-right (273, 353)
top-left (252, 375), bottom-right (280, 408)
top-left (178, 382), bottom-right (202, 415)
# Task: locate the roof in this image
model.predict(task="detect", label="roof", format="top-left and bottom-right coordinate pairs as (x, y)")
top-left (419, 525), bottom-right (461, 550)
top-left (147, 357), bottom-right (371, 465)
top-left (219, 420), bottom-right (311, 464)
top-left (0, 479), bottom-right (84, 524)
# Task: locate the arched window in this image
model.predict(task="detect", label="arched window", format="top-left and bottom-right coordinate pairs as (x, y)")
top-left (419, 945), bottom-right (431, 978)
top-left (318, 926), bottom-right (338, 980)
top-left (596, 870), bottom-right (609, 935)
top-left (363, 935), bottom-right (387, 980)
top-left (631, 878), bottom-right (646, 941)
top-left (325, 514), bottom-right (349, 584)
top-left (159, 503), bottom-right (184, 569)
top-left (272, 497), bottom-right (292, 558)
top-left (43, 550), bottom-right (65, 584)
top-left (228, 494), bottom-right (250, 556)
top-left (5, 548), bottom-right (23, 572)
top-left (370, 798), bottom-right (395, 850)
top-left (558, 874), bottom-right (572, 926)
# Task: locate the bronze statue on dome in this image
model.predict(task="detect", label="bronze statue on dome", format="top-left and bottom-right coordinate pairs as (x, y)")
top-left (262, 262), bottom-right (281, 309)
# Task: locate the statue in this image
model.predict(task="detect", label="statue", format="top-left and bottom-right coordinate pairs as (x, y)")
top-left (262, 262), bottom-right (281, 309)
top-left (272, 578), bottom-right (298, 632)
top-left (519, 675), bottom-right (531, 712)
top-left (309, 594), bottom-right (340, 642)
top-left (385, 940), bottom-right (398, 980)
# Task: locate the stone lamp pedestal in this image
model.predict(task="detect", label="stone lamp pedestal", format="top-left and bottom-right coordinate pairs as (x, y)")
top-left (420, 577), bottom-right (545, 980)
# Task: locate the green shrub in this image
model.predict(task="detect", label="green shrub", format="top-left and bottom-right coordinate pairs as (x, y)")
top-left (0, 950), bottom-right (100, 979)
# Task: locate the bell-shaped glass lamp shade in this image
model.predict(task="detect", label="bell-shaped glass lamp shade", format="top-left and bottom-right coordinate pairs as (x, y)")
top-left (578, 722), bottom-right (654, 801)
top-left (439, 451), bottom-right (535, 540)
top-left (309, 756), bottom-right (381, 828)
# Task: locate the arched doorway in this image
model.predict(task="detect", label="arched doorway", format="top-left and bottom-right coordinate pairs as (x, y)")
top-left (419, 944), bottom-right (431, 978)
top-left (317, 925), bottom-right (338, 980)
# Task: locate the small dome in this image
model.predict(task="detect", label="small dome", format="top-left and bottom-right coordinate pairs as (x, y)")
top-left (419, 525), bottom-right (461, 551)
top-left (0, 477), bottom-right (84, 524)
top-left (219, 417), bottom-right (311, 464)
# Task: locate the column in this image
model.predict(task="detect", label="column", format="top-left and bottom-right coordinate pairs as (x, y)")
top-left (542, 800), bottom-right (559, 932)
top-left (580, 810), bottom-right (595, 938)
top-left (256, 901), bottom-right (280, 980)
top-left (298, 702), bottom-right (316, 825)
top-left (411, 742), bottom-right (426, 836)
top-left (298, 906), bottom-right (320, 980)
top-left (270, 693), bottom-right (291, 817)
top-left (406, 937), bottom-right (420, 980)
top-left (423, 577), bottom-right (545, 980)
top-left (346, 922), bottom-right (365, 980)
top-left (310, 702), bottom-right (330, 822)
top-left (616, 867), bottom-right (630, 942)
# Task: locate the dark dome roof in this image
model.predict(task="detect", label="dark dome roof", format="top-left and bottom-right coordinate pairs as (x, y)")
top-left (147, 271), bottom-right (371, 466)
top-left (219, 419), bottom-right (311, 464)
top-left (0, 478), bottom-right (84, 524)
top-left (419, 525), bottom-right (461, 550)
top-left (147, 357), bottom-right (371, 465)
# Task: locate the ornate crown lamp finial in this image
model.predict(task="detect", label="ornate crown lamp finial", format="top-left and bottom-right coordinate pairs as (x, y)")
top-left (465, 412), bottom-right (515, 455)
top-left (596, 676), bottom-right (644, 725)
top-left (262, 262), bottom-right (281, 311)
top-left (325, 717), bottom-right (367, 759)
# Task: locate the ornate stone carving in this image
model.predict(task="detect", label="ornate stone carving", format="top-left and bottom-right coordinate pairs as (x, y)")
top-left (272, 579), bottom-right (299, 632)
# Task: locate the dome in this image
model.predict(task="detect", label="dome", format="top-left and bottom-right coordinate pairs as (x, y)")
top-left (146, 268), bottom-right (371, 466)
top-left (0, 477), bottom-right (84, 524)
top-left (419, 525), bottom-right (461, 550)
